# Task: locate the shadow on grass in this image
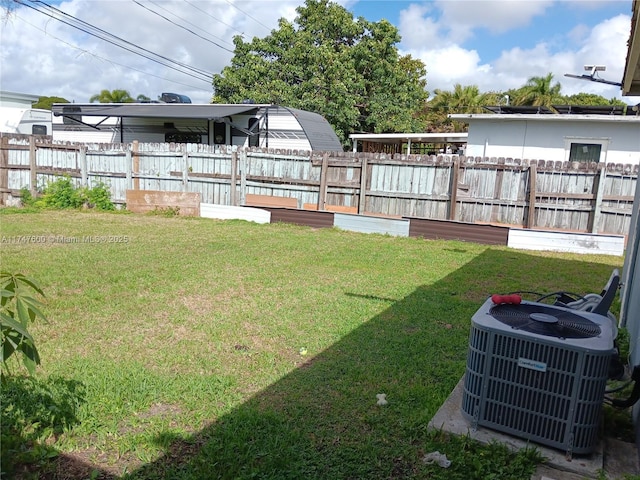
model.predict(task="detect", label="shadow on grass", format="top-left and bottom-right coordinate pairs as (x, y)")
top-left (38, 248), bottom-right (623, 479)
top-left (1, 375), bottom-right (91, 479)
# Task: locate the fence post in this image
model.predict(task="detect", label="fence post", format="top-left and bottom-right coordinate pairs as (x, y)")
top-left (125, 149), bottom-right (132, 191)
top-left (79, 145), bottom-right (88, 187)
top-left (0, 136), bottom-right (8, 205)
top-left (449, 159), bottom-right (460, 220)
top-left (526, 163), bottom-right (537, 228)
top-left (29, 136), bottom-right (37, 196)
top-left (230, 150), bottom-right (238, 206)
top-left (182, 151), bottom-right (189, 192)
top-left (590, 164), bottom-right (607, 234)
top-left (318, 153), bottom-right (329, 210)
top-left (132, 140), bottom-right (140, 190)
top-left (239, 150), bottom-right (247, 205)
top-left (358, 155), bottom-right (368, 214)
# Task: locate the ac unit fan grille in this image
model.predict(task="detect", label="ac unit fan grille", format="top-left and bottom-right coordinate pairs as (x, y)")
top-left (489, 303), bottom-right (601, 339)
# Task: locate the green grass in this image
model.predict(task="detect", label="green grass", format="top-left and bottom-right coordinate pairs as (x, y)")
top-left (0, 210), bottom-right (626, 479)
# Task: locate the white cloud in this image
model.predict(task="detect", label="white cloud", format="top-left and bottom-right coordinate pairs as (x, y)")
top-left (397, 3), bottom-right (638, 104)
top-left (0, 0), bottom-right (298, 103)
top-left (436, 0), bottom-right (553, 36)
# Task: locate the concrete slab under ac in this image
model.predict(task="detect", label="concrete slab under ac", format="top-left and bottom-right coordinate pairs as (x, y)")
top-left (428, 377), bottom-right (639, 480)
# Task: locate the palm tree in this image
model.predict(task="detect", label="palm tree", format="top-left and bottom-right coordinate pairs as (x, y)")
top-left (512, 73), bottom-right (563, 108)
top-left (426, 84), bottom-right (493, 132)
top-left (89, 89), bottom-right (135, 103)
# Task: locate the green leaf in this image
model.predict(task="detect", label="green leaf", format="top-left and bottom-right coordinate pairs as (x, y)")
top-left (0, 312), bottom-right (34, 340)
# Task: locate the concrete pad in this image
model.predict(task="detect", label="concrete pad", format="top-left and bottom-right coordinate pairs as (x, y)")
top-left (427, 377), bottom-right (604, 479)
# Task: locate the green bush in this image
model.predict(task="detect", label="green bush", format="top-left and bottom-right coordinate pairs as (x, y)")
top-left (41, 175), bottom-right (85, 209)
top-left (84, 181), bottom-right (115, 211)
top-left (24, 176), bottom-right (115, 211)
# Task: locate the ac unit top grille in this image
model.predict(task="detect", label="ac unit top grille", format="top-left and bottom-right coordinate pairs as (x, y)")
top-left (489, 303), bottom-right (601, 339)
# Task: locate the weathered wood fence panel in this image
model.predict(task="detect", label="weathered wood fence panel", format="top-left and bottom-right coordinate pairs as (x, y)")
top-left (1, 134), bottom-right (637, 236)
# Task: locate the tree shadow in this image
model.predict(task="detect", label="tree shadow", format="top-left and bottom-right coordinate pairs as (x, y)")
top-left (34, 249), bottom-right (622, 479)
top-left (0, 375), bottom-right (111, 479)
top-left (125, 249), bottom-right (620, 479)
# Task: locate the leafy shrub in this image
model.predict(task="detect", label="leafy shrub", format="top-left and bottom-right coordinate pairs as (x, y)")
top-left (41, 175), bottom-right (85, 209)
top-left (84, 181), bottom-right (115, 211)
top-left (19, 187), bottom-right (37, 208)
top-left (25, 176), bottom-right (115, 211)
top-left (0, 272), bottom-right (47, 379)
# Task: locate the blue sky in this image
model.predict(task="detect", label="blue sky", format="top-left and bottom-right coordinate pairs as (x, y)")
top-left (1, 1), bottom-right (637, 104)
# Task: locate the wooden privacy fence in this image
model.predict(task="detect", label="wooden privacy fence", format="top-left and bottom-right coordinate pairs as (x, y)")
top-left (1, 134), bottom-right (637, 236)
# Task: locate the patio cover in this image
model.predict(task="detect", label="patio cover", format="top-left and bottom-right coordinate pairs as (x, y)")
top-left (51, 103), bottom-right (267, 119)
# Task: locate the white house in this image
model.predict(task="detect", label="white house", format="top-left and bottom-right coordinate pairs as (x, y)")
top-left (0, 91), bottom-right (52, 135)
top-left (450, 106), bottom-right (640, 165)
top-left (51, 103), bottom-right (342, 152)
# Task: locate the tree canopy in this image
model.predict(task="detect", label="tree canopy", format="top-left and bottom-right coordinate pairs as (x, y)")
top-left (212, 0), bottom-right (428, 146)
top-left (32, 96), bottom-right (70, 110)
top-left (511, 73), bottom-right (563, 108)
top-left (89, 89), bottom-right (136, 103)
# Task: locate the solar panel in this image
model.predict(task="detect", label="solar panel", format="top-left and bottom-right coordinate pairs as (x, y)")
top-left (551, 105), bottom-right (627, 115)
top-left (484, 105), bottom-right (554, 114)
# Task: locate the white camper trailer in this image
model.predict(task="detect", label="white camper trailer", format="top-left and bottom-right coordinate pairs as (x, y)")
top-left (51, 103), bottom-right (343, 151)
top-left (0, 107), bottom-right (52, 135)
top-left (0, 91), bottom-right (52, 136)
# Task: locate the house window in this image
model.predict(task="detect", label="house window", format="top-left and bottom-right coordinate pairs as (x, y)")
top-left (569, 143), bottom-right (602, 162)
top-left (564, 137), bottom-right (609, 163)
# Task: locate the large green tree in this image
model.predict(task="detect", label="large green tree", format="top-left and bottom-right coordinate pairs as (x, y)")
top-left (212, 0), bottom-right (428, 146)
top-left (89, 89), bottom-right (136, 103)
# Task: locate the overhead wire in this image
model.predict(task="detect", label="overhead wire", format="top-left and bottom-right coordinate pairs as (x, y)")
top-left (183, 0), bottom-right (245, 38)
top-left (15, 0), bottom-right (214, 83)
top-left (12, 12), bottom-right (209, 93)
top-left (132, 0), bottom-right (234, 52)
top-left (223, 0), bottom-right (272, 33)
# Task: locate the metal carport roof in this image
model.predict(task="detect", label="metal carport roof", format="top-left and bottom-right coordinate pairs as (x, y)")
top-left (51, 103), bottom-right (266, 119)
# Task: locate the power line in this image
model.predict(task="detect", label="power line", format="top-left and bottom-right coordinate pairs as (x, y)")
top-left (224, 0), bottom-right (272, 33)
top-left (183, 0), bottom-right (245, 38)
top-left (14, 12), bottom-right (210, 93)
top-left (15, 0), bottom-right (213, 83)
top-left (132, 0), bottom-right (234, 53)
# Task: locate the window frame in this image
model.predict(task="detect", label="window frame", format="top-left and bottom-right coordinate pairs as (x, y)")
top-left (563, 136), bottom-right (610, 163)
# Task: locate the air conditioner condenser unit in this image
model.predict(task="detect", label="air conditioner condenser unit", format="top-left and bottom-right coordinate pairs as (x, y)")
top-left (461, 297), bottom-right (615, 456)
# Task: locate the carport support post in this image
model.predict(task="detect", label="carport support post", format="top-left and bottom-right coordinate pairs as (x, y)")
top-left (358, 155), bottom-right (368, 214)
top-left (318, 153), bottom-right (328, 210)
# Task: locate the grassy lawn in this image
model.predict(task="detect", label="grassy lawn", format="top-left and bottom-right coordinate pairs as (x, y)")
top-left (0, 210), bottom-right (625, 479)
